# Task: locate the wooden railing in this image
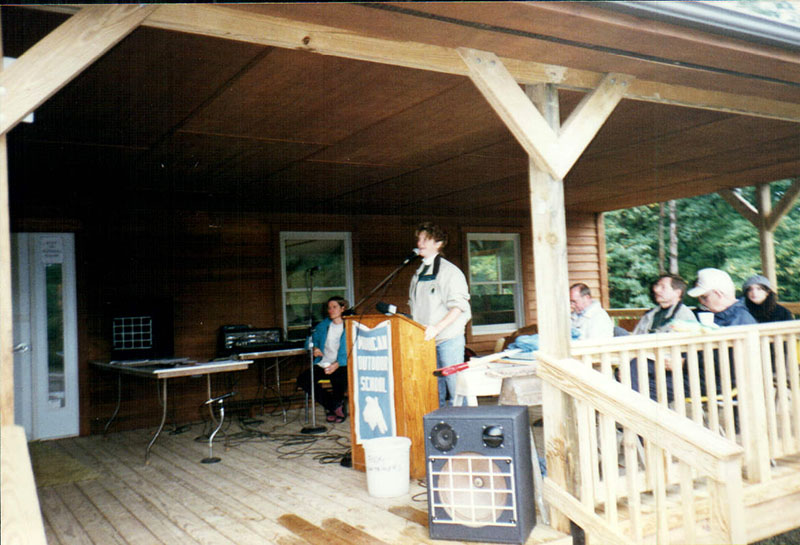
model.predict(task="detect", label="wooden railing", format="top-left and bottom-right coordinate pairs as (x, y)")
top-left (570, 322), bottom-right (800, 483)
top-left (608, 303), bottom-right (799, 332)
top-left (537, 351), bottom-right (746, 544)
top-left (783, 301), bottom-right (800, 316)
top-left (1, 426), bottom-right (47, 545)
top-left (539, 320), bottom-right (800, 543)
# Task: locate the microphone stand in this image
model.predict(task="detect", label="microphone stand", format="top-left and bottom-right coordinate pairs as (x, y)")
top-left (301, 339), bottom-right (326, 434)
top-left (302, 268), bottom-right (326, 434)
top-left (351, 255), bottom-right (418, 314)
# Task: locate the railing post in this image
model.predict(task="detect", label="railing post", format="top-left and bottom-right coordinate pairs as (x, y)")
top-left (740, 329), bottom-right (771, 481)
top-left (710, 458), bottom-right (746, 544)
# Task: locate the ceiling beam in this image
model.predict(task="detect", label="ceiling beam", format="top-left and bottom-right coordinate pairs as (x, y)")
top-left (0, 4), bottom-right (156, 136)
top-left (123, 4), bottom-right (800, 122)
top-left (458, 48), bottom-right (631, 180)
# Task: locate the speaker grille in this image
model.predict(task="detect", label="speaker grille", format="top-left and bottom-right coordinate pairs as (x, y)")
top-left (428, 453), bottom-right (518, 527)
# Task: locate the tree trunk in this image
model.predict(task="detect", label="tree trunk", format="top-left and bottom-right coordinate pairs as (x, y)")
top-left (669, 200), bottom-right (679, 274)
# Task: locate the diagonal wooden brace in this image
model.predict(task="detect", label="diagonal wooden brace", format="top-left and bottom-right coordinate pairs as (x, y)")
top-left (458, 47), bottom-right (633, 180)
top-left (0, 5), bottom-right (157, 135)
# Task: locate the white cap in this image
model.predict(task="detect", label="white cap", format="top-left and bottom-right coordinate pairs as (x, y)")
top-left (687, 268), bottom-right (735, 298)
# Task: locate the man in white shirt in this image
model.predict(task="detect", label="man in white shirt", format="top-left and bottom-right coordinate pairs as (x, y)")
top-left (569, 283), bottom-right (614, 340)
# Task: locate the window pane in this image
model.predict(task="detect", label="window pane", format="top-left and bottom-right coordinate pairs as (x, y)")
top-left (282, 233), bottom-right (351, 341)
top-left (468, 235), bottom-right (521, 332)
top-left (498, 243), bottom-right (516, 280)
top-left (286, 289), bottom-right (346, 339)
top-left (45, 263), bottom-right (65, 408)
top-left (471, 285), bottom-right (517, 326)
top-left (285, 239), bottom-right (345, 289)
top-left (470, 253), bottom-right (498, 282)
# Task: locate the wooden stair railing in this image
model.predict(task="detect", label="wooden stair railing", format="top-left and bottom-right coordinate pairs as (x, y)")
top-left (538, 351), bottom-right (746, 545)
top-left (1, 426), bottom-right (47, 545)
top-left (570, 322), bottom-right (800, 484)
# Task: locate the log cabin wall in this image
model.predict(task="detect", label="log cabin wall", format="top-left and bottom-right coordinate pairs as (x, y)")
top-left (13, 206), bottom-right (605, 435)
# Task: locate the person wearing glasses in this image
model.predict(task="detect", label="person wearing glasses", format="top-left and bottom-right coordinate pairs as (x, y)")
top-left (688, 268), bottom-right (756, 327)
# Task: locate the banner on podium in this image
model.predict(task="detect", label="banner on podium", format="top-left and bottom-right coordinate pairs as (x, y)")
top-left (351, 319), bottom-right (396, 443)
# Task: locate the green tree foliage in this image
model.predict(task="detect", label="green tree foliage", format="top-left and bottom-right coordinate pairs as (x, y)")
top-left (605, 180), bottom-right (800, 307)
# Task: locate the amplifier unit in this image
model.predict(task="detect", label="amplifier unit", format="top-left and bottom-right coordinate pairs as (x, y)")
top-left (218, 326), bottom-right (283, 355)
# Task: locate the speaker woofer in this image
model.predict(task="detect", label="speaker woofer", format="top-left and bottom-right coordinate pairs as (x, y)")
top-left (433, 453), bottom-right (514, 526)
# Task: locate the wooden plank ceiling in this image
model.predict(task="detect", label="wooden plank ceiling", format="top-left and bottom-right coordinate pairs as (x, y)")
top-left (3, 3), bottom-right (799, 218)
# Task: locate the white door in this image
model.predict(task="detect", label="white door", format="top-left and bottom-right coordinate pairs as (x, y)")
top-left (12, 233), bottom-right (79, 439)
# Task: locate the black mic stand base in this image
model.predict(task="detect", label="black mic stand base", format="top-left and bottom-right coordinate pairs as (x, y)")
top-left (300, 425), bottom-right (327, 435)
top-left (201, 456), bottom-right (222, 464)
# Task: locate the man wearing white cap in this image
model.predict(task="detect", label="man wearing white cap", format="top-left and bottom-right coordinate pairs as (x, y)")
top-left (687, 268), bottom-right (756, 327)
top-left (687, 268), bottom-right (756, 407)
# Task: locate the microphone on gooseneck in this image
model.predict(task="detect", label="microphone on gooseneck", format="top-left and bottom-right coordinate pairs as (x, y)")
top-left (376, 301), bottom-right (397, 315)
top-left (402, 248), bottom-right (420, 266)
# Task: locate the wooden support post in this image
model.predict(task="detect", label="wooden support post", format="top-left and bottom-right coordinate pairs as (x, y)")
top-left (0, 11), bottom-right (13, 427)
top-left (756, 183), bottom-right (777, 290)
top-left (527, 83), bottom-right (577, 533)
top-left (720, 179), bottom-right (800, 294)
top-left (459, 47), bottom-right (628, 534)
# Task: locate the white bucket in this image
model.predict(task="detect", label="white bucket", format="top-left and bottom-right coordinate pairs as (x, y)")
top-left (362, 436), bottom-right (412, 498)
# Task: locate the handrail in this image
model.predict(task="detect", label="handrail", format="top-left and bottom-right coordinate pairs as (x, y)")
top-left (537, 351), bottom-right (743, 475)
top-left (1, 426), bottom-right (47, 545)
top-left (608, 303), bottom-right (799, 320)
top-left (782, 301), bottom-right (800, 316)
top-left (537, 351), bottom-right (746, 544)
top-left (607, 307), bottom-right (649, 317)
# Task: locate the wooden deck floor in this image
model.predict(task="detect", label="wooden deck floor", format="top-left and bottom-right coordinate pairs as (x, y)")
top-left (35, 407), bottom-right (571, 545)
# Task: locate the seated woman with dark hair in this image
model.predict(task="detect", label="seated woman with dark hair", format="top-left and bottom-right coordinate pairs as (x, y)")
top-left (742, 275), bottom-right (793, 323)
top-left (298, 296), bottom-right (349, 423)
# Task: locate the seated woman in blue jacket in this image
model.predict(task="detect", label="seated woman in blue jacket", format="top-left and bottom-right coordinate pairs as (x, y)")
top-left (298, 296), bottom-right (348, 423)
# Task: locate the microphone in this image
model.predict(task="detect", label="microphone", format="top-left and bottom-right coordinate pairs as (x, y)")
top-left (376, 301), bottom-right (397, 315)
top-left (306, 266), bottom-right (320, 273)
top-left (402, 248), bottom-right (420, 266)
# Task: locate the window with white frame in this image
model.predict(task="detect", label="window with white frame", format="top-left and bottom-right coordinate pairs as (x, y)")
top-left (467, 233), bottom-right (523, 334)
top-left (280, 232), bottom-right (353, 341)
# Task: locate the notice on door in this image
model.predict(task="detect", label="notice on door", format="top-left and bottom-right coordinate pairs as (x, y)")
top-left (40, 235), bottom-right (64, 264)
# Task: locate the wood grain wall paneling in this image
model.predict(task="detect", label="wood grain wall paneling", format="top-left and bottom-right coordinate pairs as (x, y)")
top-left (16, 201), bottom-right (603, 431)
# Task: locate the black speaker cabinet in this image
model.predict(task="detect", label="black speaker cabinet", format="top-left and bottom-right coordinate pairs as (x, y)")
top-left (424, 405), bottom-right (535, 544)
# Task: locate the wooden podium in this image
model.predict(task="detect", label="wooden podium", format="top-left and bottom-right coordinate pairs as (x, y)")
top-left (345, 314), bottom-right (437, 480)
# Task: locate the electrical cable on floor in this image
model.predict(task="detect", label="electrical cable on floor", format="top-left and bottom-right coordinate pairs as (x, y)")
top-left (412, 478), bottom-right (428, 502)
top-left (188, 403), bottom-right (352, 466)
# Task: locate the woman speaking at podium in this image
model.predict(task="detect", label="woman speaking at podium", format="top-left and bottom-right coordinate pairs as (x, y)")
top-left (298, 296), bottom-right (349, 422)
top-left (408, 222), bottom-right (472, 407)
